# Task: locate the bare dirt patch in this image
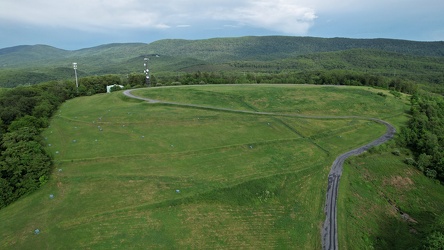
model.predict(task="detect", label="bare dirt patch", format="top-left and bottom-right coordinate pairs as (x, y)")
top-left (384, 176), bottom-right (414, 190)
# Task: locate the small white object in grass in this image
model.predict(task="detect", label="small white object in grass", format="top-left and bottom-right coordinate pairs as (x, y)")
top-left (58, 169), bottom-right (62, 172)
top-left (72, 140), bottom-right (76, 143)
top-left (176, 189), bottom-right (180, 193)
top-left (49, 194), bottom-right (54, 199)
top-left (55, 151), bottom-right (59, 154)
top-left (141, 136), bottom-right (145, 138)
top-left (34, 229), bottom-right (40, 235)
top-left (249, 145), bottom-right (253, 149)
top-left (48, 144), bottom-right (52, 147)
top-left (171, 145), bottom-right (174, 147)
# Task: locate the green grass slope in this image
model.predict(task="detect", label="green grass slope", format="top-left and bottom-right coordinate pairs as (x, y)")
top-left (339, 149), bottom-right (444, 249)
top-left (0, 85), bottom-right (409, 249)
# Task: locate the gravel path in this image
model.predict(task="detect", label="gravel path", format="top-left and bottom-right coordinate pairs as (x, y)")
top-left (123, 89), bottom-right (396, 250)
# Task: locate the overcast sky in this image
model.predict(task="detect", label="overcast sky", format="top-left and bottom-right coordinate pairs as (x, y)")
top-left (1, 0), bottom-right (443, 50)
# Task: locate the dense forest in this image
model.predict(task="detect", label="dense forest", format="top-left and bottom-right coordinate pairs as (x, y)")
top-left (2, 48), bottom-right (444, 88)
top-left (0, 81), bottom-right (74, 207)
top-left (399, 93), bottom-right (444, 182)
top-left (1, 36), bottom-right (444, 88)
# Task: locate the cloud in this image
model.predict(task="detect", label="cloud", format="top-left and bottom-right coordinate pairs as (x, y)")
top-left (214, 0), bottom-right (317, 34)
top-left (0, 0), bottom-right (169, 32)
top-left (176, 25), bottom-right (191, 28)
top-left (2, 0), bottom-right (442, 39)
top-left (0, 0), bottom-right (317, 35)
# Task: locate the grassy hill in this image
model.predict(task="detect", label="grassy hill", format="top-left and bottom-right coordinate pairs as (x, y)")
top-left (3, 84), bottom-right (433, 249)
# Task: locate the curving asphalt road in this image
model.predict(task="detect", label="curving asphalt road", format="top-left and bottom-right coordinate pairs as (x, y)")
top-left (321, 119), bottom-right (395, 250)
top-left (123, 89), bottom-right (396, 250)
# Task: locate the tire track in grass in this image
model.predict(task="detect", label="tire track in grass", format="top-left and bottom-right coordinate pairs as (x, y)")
top-left (123, 88), bottom-right (396, 250)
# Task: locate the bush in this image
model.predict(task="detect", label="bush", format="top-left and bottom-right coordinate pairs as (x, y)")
top-left (390, 89), bottom-right (402, 98)
top-left (426, 168), bottom-right (438, 179)
top-left (404, 158), bottom-right (416, 166)
top-left (422, 231), bottom-right (444, 249)
top-left (392, 149), bottom-right (401, 156)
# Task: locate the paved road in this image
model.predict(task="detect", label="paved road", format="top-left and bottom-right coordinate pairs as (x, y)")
top-left (123, 89), bottom-right (396, 250)
top-left (321, 119), bottom-right (395, 250)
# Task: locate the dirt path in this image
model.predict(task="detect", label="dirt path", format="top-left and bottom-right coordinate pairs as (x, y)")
top-left (123, 89), bottom-right (396, 250)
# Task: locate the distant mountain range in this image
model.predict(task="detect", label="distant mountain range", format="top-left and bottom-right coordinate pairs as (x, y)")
top-left (1, 36), bottom-right (444, 87)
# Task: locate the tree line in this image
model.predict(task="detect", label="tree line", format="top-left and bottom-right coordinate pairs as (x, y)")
top-left (154, 70), bottom-right (418, 94)
top-left (399, 92), bottom-right (444, 182)
top-left (0, 75), bottom-right (144, 208)
top-left (0, 81), bottom-right (74, 207)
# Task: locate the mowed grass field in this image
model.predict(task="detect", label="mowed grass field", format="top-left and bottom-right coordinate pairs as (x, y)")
top-left (0, 84), bottom-right (407, 249)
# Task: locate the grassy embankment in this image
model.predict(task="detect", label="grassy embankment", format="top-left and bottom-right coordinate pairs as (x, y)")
top-left (0, 85), bottom-right (411, 249)
top-left (338, 144), bottom-right (444, 249)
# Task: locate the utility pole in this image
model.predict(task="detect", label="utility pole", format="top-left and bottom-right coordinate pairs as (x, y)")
top-left (73, 62), bottom-right (79, 91)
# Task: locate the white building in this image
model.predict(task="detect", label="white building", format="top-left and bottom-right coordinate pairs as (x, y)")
top-left (106, 84), bottom-right (124, 93)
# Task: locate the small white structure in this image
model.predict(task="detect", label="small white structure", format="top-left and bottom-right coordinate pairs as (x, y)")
top-left (106, 85), bottom-right (124, 93)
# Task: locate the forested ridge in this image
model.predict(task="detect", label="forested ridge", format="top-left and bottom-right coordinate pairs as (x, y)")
top-left (2, 36), bottom-right (443, 67)
top-left (2, 49), bottom-right (444, 88)
top-left (1, 36), bottom-right (444, 87)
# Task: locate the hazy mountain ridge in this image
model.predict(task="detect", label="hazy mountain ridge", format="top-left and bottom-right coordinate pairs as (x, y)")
top-left (0, 45), bottom-right (68, 68)
top-left (0, 36), bottom-right (444, 87)
top-left (1, 36), bottom-right (444, 66)
top-left (142, 36), bottom-right (444, 61)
